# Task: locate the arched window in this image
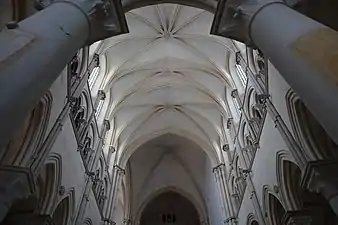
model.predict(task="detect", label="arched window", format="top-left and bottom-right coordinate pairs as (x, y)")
top-left (88, 66), bottom-right (100, 89)
top-left (81, 136), bottom-right (92, 163)
top-left (74, 109), bottom-right (85, 130)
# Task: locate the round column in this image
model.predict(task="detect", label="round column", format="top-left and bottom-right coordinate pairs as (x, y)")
top-left (250, 2), bottom-right (338, 145)
top-left (0, 1), bottom-right (89, 152)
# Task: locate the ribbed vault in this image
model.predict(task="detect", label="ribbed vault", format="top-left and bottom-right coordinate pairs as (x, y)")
top-left (97, 3), bottom-right (240, 166)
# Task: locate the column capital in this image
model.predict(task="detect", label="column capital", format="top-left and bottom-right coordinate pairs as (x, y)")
top-left (35, 0), bottom-right (129, 45)
top-left (282, 210), bottom-right (312, 225)
top-left (211, 0), bottom-right (283, 45)
top-left (226, 118), bottom-right (233, 129)
top-left (301, 160), bottom-right (338, 197)
top-left (123, 218), bottom-right (132, 225)
top-left (93, 53), bottom-right (100, 66)
top-left (257, 93), bottom-right (270, 104)
top-left (98, 90), bottom-right (106, 100)
top-left (0, 166), bottom-right (37, 222)
top-left (109, 145), bottom-right (116, 153)
top-left (103, 218), bottom-right (116, 225)
top-left (222, 144), bottom-right (230, 152)
top-left (104, 119), bottom-right (111, 130)
top-left (224, 216), bottom-right (237, 224)
top-left (61, 0), bottom-right (129, 45)
top-left (113, 165), bottom-right (126, 175)
top-left (231, 89), bottom-right (238, 98)
top-left (212, 163), bottom-right (226, 173)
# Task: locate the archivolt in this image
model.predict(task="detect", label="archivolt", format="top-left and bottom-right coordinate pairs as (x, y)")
top-left (286, 89), bottom-right (338, 161)
top-left (37, 153), bottom-right (62, 215)
top-left (0, 92), bottom-right (52, 166)
top-left (276, 150), bottom-right (302, 211)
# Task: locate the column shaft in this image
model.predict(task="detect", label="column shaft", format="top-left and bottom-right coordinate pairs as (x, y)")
top-left (0, 2), bottom-right (89, 152)
top-left (213, 169), bottom-right (228, 220)
top-left (250, 3), bottom-right (338, 145)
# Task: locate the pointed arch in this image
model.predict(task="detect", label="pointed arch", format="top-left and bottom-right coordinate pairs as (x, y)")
top-left (0, 92), bottom-right (52, 166)
top-left (246, 213), bottom-right (259, 225)
top-left (118, 128), bottom-right (220, 167)
top-left (276, 150), bottom-right (302, 211)
top-left (52, 188), bottom-right (75, 225)
top-left (135, 186), bottom-right (207, 225)
top-left (37, 153), bottom-right (62, 215)
top-left (262, 185), bottom-right (286, 225)
top-left (83, 218), bottom-right (93, 225)
top-left (286, 89), bottom-right (338, 161)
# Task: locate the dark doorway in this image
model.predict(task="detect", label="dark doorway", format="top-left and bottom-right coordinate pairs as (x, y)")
top-left (140, 191), bottom-right (200, 225)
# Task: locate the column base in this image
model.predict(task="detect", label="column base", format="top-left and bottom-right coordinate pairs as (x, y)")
top-left (0, 166), bottom-right (36, 222)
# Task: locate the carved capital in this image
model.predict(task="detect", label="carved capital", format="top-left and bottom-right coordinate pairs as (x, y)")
top-left (104, 119), bottom-right (110, 130)
top-left (123, 218), bottom-right (132, 225)
top-left (231, 89), bottom-right (238, 98)
top-left (222, 144), bottom-right (229, 152)
top-left (282, 210), bottom-right (312, 225)
top-left (0, 166), bottom-right (36, 221)
top-left (301, 160), bottom-right (338, 199)
top-left (103, 218), bottom-right (116, 225)
top-left (257, 93), bottom-right (270, 103)
top-left (212, 163), bottom-right (225, 173)
top-left (109, 145), bottom-right (116, 153)
top-left (211, 0), bottom-right (283, 45)
top-left (113, 165), bottom-right (125, 175)
top-left (224, 216), bottom-right (237, 224)
top-left (59, 0), bottom-right (129, 45)
top-left (226, 118), bottom-right (233, 129)
top-left (98, 90), bottom-right (106, 100)
top-left (93, 53), bottom-right (100, 66)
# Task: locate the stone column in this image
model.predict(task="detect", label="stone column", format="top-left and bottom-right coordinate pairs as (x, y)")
top-left (212, 0), bottom-right (338, 145)
top-left (231, 89), bottom-right (257, 139)
top-left (0, 0), bottom-right (128, 153)
top-left (213, 165), bottom-right (228, 222)
top-left (94, 90), bottom-right (106, 111)
top-left (89, 119), bottom-right (110, 170)
top-left (246, 174), bottom-right (267, 225)
top-left (264, 97), bottom-right (308, 169)
top-left (109, 165), bottom-right (125, 221)
top-left (218, 164), bottom-right (237, 225)
top-left (74, 175), bottom-right (91, 225)
top-left (301, 161), bottom-right (338, 217)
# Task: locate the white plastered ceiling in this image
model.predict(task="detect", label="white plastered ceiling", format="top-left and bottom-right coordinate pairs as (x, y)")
top-left (98, 4), bottom-right (240, 166)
